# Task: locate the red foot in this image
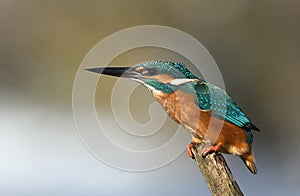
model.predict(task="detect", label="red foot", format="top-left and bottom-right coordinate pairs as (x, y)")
top-left (201, 143), bottom-right (222, 158)
top-left (187, 143), bottom-right (195, 159)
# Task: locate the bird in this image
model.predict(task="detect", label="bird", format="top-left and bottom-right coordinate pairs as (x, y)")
top-left (86, 61), bottom-right (260, 174)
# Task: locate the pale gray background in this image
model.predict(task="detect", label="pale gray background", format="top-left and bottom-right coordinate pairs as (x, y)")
top-left (1, 1), bottom-right (299, 195)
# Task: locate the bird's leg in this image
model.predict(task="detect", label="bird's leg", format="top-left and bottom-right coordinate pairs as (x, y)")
top-left (201, 143), bottom-right (222, 158)
top-left (186, 136), bottom-right (203, 159)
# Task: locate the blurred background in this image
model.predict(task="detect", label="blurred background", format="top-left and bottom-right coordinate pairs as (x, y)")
top-left (1, 0), bottom-right (299, 195)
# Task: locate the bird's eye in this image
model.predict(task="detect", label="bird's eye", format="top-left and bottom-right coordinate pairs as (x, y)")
top-left (146, 68), bottom-right (157, 75)
top-left (138, 67), bottom-right (158, 75)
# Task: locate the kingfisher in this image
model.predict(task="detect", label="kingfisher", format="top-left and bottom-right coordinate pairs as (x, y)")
top-left (86, 61), bottom-right (260, 174)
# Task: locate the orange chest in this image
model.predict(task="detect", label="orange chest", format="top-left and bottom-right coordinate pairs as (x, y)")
top-left (153, 89), bottom-right (212, 136)
top-left (152, 89), bottom-right (249, 147)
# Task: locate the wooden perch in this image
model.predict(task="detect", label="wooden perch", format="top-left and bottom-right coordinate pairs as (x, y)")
top-left (192, 143), bottom-right (244, 196)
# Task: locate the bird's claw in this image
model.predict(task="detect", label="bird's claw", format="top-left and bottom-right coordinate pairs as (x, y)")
top-left (201, 143), bottom-right (222, 158)
top-left (187, 142), bottom-right (222, 159)
top-left (187, 143), bottom-right (195, 159)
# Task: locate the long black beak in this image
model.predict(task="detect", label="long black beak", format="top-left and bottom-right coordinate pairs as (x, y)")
top-left (85, 67), bottom-right (141, 78)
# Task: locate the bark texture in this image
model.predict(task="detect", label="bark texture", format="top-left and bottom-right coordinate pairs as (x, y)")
top-left (192, 144), bottom-right (244, 196)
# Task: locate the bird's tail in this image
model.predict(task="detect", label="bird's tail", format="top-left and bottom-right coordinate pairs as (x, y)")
top-left (239, 149), bottom-right (257, 174)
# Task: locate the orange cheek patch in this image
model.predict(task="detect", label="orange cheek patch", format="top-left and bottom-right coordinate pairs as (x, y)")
top-left (145, 74), bottom-right (175, 83)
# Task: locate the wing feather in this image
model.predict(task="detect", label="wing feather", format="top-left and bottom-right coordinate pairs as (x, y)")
top-left (193, 81), bottom-right (260, 132)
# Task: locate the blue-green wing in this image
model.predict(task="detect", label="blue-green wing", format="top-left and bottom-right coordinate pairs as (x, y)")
top-left (193, 82), bottom-right (259, 133)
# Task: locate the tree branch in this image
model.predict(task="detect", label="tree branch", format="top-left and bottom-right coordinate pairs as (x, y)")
top-left (192, 144), bottom-right (244, 196)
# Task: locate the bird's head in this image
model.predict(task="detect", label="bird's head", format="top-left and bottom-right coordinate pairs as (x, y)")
top-left (86, 61), bottom-right (202, 93)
